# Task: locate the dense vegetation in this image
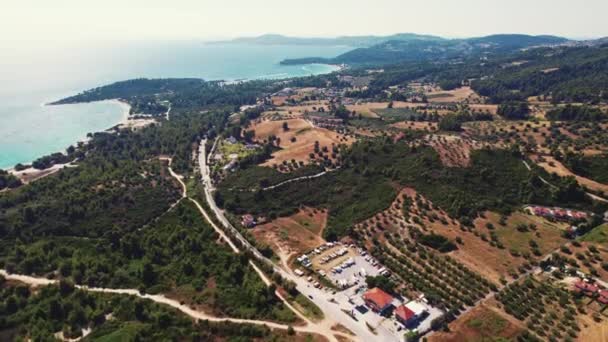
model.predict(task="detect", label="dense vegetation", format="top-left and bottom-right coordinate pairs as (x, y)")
top-left (281, 34), bottom-right (567, 66)
top-left (497, 102), bottom-right (530, 120)
top-left (218, 137), bottom-right (590, 239)
top-left (546, 105), bottom-right (606, 121)
top-left (0, 201), bottom-right (294, 322)
top-left (0, 171), bottom-right (21, 191)
top-left (0, 280), bottom-right (287, 341)
top-left (563, 152), bottom-right (608, 185)
top-left (52, 78), bottom-right (206, 105)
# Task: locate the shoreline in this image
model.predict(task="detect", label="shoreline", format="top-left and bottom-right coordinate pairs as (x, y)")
top-left (2, 60), bottom-right (338, 174)
top-left (3, 99), bottom-right (131, 174)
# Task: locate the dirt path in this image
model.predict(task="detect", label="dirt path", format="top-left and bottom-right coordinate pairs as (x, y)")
top-left (161, 155), bottom-right (349, 342)
top-left (0, 270), bottom-right (336, 338)
top-left (262, 170), bottom-right (330, 191)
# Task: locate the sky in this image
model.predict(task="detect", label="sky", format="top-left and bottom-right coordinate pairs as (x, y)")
top-left (1, 0), bottom-right (607, 45)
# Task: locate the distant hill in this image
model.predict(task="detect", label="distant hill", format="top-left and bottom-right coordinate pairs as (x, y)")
top-left (209, 33), bottom-right (444, 48)
top-left (280, 34), bottom-right (571, 66)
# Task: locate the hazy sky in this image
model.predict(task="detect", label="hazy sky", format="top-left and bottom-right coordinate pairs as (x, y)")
top-left (2, 0), bottom-right (607, 44)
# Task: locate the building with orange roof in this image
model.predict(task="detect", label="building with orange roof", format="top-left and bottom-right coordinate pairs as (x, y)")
top-left (362, 287), bottom-right (394, 314)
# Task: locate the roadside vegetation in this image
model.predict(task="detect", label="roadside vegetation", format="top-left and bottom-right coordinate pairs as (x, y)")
top-left (0, 279), bottom-right (291, 341)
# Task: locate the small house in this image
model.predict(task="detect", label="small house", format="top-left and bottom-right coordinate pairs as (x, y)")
top-left (362, 288), bottom-right (394, 314)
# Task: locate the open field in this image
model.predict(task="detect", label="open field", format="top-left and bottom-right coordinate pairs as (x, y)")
top-left (398, 188), bottom-right (568, 283)
top-left (346, 101), bottom-right (426, 118)
top-left (576, 308), bottom-right (608, 342)
top-left (390, 121), bottom-right (438, 131)
top-left (263, 101), bottom-right (330, 119)
top-left (474, 211), bottom-right (569, 255)
top-left (252, 207), bottom-right (328, 265)
top-left (581, 224), bottom-right (608, 246)
top-left (425, 86), bottom-right (482, 103)
top-left (429, 304), bottom-right (525, 342)
top-left (248, 118), bottom-right (354, 167)
top-left (469, 104), bottom-right (499, 115)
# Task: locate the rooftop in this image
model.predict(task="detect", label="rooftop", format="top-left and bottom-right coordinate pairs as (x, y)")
top-left (363, 287), bottom-right (394, 309)
top-left (394, 304), bottom-right (415, 321)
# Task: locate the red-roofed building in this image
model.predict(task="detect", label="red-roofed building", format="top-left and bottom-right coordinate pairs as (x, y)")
top-left (598, 290), bottom-right (608, 305)
top-left (574, 280), bottom-right (599, 296)
top-left (394, 305), bottom-right (416, 325)
top-left (363, 288), bottom-right (394, 314)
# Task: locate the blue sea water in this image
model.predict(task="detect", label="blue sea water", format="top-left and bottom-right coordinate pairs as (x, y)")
top-left (0, 41), bottom-right (350, 169)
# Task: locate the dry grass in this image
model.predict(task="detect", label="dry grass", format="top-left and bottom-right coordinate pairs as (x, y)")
top-left (429, 304), bottom-right (525, 342)
top-left (426, 86), bottom-right (482, 103)
top-left (248, 118), bottom-right (354, 167)
top-left (390, 121), bottom-right (438, 132)
top-left (252, 207), bottom-right (328, 265)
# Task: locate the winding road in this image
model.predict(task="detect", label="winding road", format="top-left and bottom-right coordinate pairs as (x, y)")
top-left (198, 139), bottom-right (397, 342)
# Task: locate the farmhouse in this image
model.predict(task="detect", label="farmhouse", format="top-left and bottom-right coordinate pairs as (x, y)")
top-left (394, 305), bottom-right (416, 326)
top-left (363, 287), bottom-right (394, 314)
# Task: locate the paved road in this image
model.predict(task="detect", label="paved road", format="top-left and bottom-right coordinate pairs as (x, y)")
top-left (198, 139), bottom-right (398, 342)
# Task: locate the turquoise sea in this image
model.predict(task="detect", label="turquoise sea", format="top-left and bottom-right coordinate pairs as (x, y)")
top-left (0, 41), bottom-right (350, 169)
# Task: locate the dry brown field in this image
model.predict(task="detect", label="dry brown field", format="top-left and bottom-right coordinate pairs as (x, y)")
top-left (429, 304), bottom-right (525, 342)
top-left (248, 118), bottom-right (354, 167)
top-left (252, 207), bottom-right (327, 266)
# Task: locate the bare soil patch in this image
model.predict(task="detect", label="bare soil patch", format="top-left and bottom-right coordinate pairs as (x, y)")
top-left (252, 207), bottom-right (328, 265)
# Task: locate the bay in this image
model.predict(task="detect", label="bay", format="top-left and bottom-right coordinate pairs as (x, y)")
top-left (0, 41), bottom-right (350, 169)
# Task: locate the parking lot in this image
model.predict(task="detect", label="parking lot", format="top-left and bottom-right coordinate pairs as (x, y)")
top-left (296, 242), bottom-right (444, 339)
top-left (308, 244), bottom-right (386, 289)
